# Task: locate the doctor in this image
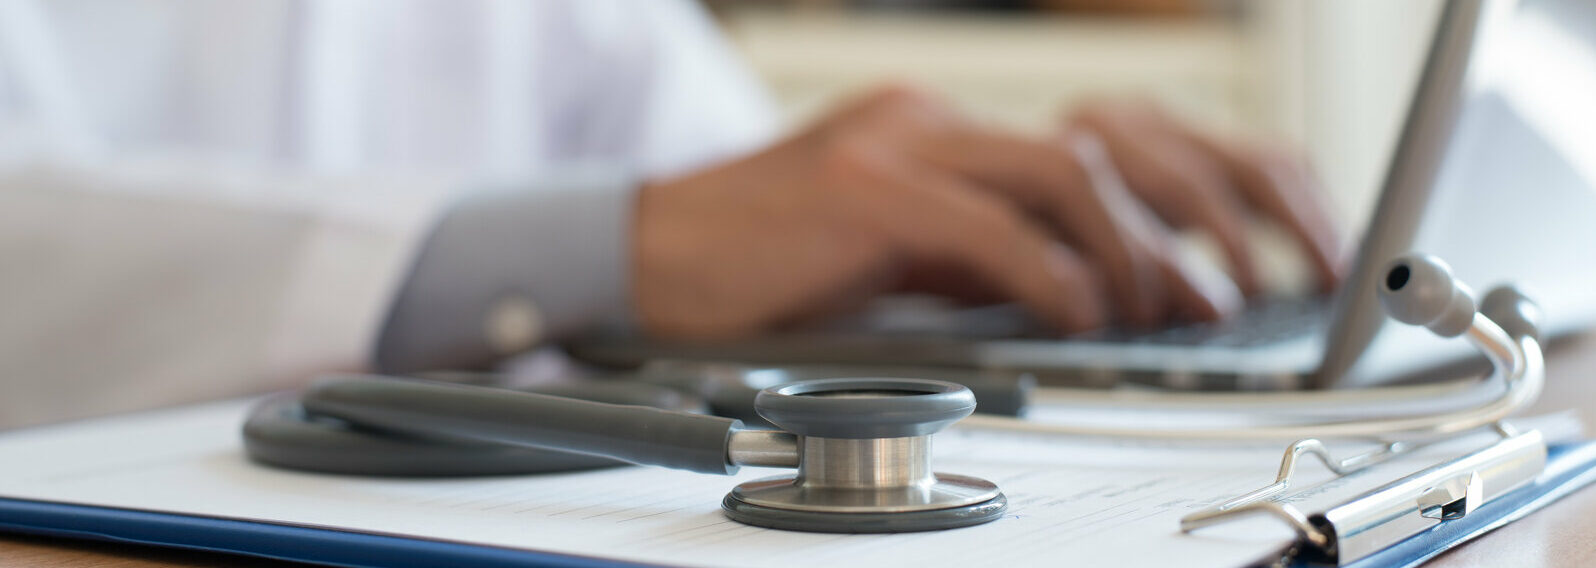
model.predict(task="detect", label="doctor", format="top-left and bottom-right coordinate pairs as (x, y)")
top-left (0, 0), bottom-right (1339, 428)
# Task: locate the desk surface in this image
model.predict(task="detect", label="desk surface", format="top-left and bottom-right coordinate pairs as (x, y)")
top-left (4, 335), bottom-right (1595, 568)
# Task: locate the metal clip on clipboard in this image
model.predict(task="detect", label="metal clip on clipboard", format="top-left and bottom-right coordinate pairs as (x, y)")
top-left (1180, 426), bottom-right (1546, 566)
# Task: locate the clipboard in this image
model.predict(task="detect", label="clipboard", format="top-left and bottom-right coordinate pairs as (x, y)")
top-left (0, 399), bottom-right (1593, 568)
top-left (2, 439), bottom-right (1593, 568)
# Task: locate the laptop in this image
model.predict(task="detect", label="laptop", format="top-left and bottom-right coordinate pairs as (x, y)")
top-left (569, 0), bottom-right (1596, 390)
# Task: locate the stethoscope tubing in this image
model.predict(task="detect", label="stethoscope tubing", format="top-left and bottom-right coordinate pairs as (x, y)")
top-left (958, 314), bottom-right (1540, 440)
top-left (303, 376), bottom-right (744, 474)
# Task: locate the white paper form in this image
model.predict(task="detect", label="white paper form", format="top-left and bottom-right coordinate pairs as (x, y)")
top-left (0, 399), bottom-right (1574, 568)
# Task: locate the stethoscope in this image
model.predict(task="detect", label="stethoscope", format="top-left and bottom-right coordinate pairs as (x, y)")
top-left (243, 253), bottom-right (1545, 533)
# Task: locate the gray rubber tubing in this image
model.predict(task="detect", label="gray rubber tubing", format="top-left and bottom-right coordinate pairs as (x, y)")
top-left (302, 374), bottom-right (742, 475)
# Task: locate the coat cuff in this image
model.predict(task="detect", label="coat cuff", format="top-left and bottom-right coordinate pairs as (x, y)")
top-left (373, 172), bottom-right (636, 373)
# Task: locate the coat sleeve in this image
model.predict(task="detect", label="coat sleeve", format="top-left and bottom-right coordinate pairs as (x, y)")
top-left (371, 0), bottom-right (781, 372)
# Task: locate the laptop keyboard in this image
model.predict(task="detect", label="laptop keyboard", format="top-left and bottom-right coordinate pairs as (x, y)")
top-left (1079, 296), bottom-right (1331, 347)
top-left (821, 294), bottom-right (1331, 348)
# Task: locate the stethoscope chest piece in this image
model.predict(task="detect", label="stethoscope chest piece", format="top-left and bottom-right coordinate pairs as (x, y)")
top-left (721, 378), bottom-right (1008, 532)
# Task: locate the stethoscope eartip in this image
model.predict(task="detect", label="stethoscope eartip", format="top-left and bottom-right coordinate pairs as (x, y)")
top-left (1379, 254), bottom-right (1477, 337)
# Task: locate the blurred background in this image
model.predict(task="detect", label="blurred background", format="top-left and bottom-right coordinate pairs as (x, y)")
top-left (0, 0), bottom-right (1455, 429)
top-left (705, 0), bottom-right (1442, 247)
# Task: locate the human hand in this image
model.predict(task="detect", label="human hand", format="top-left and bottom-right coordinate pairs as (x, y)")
top-left (1062, 98), bottom-right (1343, 296)
top-left (632, 86), bottom-right (1331, 339)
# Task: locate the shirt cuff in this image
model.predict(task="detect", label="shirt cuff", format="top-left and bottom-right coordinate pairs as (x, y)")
top-left (373, 172), bottom-right (637, 373)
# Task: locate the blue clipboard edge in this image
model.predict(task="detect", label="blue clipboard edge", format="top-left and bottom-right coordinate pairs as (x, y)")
top-left (0, 497), bottom-right (653, 568)
top-left (1338, 440), bottom-right (1596, 568)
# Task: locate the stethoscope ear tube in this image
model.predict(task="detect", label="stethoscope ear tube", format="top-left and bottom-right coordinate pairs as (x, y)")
top-left (960, 258), bottom-right (1546, 440)
top-left (303, 375), bottom-right (744, 475)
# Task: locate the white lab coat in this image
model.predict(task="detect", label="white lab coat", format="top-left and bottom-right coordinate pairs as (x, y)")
top-left (0, 0), bottom-right (778, 428)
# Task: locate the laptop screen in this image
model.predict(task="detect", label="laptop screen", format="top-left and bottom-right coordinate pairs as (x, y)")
top-left (1332, 0), bottom-right (1596, 387)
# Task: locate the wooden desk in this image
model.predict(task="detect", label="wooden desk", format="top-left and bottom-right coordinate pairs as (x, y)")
top-left (5, 336), bottom-right (1595, 567)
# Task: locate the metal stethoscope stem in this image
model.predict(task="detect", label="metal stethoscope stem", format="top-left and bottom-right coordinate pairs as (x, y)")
top-left (725, 430), bottom-right (799, 467)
